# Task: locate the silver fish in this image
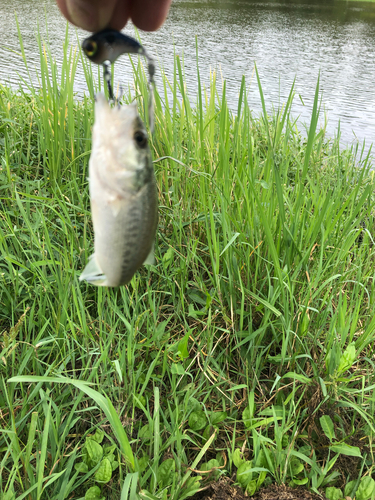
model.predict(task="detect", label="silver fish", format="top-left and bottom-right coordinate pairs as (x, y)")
top-left (80, 93), bottom-right (158, 287)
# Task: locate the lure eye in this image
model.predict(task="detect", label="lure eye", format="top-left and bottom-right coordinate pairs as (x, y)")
top-left (83, 40), bottom-right (98, 57)
top-left (134, 130), bottom-right (148, 149)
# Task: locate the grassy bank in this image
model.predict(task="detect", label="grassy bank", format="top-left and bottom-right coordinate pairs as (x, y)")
top-left (1, 28), bottom-right (375, 500)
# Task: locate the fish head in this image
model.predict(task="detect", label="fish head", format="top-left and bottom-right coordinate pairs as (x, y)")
top-left (91, 94), bottom-right (152, 195)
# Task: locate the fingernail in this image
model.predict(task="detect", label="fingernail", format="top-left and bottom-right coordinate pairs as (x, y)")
top-left (66, 0), bottom-right (98, 31)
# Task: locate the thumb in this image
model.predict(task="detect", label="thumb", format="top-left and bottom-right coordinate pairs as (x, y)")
top-left (56, 0), bottom-right (123, 32)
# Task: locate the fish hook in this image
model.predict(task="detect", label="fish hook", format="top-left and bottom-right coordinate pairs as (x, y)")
top-left (103, 60), bottom-right (115, 102)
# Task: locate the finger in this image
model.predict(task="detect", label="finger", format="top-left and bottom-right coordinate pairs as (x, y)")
top-left (130, 0), bottom-right (172, 31)
top-left (56, 0), bottom-right (120, 32)
top-left (56, 0), bottom-right (72, 23)
top-left (106, 1), bottom-right (131, 31)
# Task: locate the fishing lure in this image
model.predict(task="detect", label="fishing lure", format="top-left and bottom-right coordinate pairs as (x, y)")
top-left (82, 29), bottom-right (155, 131)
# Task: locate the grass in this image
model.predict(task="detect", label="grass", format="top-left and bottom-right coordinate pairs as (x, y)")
top-left (0, 23), bottom-right (375, 500)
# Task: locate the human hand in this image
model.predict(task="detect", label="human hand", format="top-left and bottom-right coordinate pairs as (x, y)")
top-left (56, 0), bottom-right (172, 32)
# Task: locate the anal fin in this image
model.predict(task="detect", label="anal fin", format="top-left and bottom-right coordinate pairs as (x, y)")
top-left (143, 241), bottom-right (155, 266)
top-left (80, 254), bottom-right (107, 286)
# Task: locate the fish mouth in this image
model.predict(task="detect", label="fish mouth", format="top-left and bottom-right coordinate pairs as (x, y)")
top-left (94, 92), bottom-right (107, 104)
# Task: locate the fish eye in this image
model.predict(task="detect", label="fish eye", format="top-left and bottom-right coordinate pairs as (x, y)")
top-left (84, 40), bottom-right (98, 57)
top-left (133, 130), bottom-right (148, 149)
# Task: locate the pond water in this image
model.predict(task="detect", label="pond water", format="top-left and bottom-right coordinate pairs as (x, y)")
top-left (0, 0), bottom-right (375, 151)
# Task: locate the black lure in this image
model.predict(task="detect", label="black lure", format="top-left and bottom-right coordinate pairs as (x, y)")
top-left (82, 29), bottom-right (155, 130)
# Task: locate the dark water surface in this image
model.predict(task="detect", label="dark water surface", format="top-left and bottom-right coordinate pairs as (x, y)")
top-left (0, 0), bottom-right (375, 151)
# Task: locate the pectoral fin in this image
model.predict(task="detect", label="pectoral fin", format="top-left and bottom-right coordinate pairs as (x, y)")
top-left (80, 254), bottom-right (107, 286)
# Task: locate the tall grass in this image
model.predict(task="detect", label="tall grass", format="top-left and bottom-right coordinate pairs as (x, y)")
top-left (0, 23), bottom-right (375, 500)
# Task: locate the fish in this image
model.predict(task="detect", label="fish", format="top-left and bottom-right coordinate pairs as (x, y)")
top-left (80, 93), bottom-right (158, 287)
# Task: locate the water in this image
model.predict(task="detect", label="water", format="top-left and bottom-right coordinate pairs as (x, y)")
top-left (1, 0), bottom-right (375, 151)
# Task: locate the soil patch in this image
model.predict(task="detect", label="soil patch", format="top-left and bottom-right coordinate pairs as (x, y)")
top-left (253, 484), bottom-right (326, 500)
top-left (189, 480), bottom-right (327, 500)
top-left (189, 478), bottom-right (247, 500)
